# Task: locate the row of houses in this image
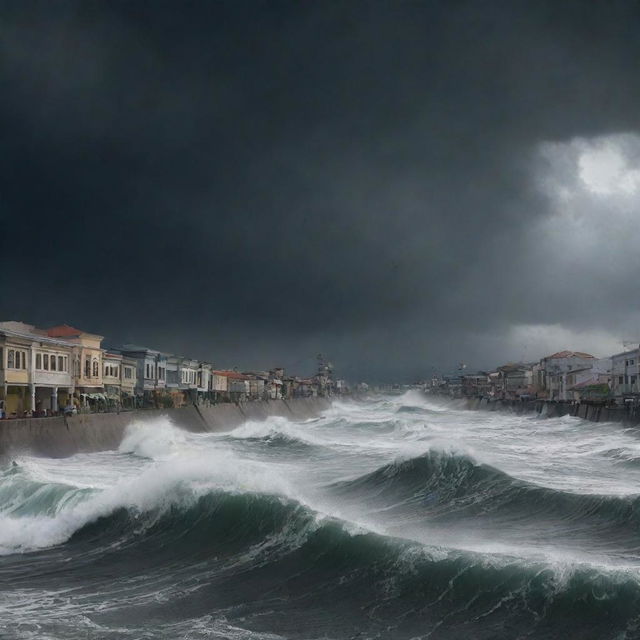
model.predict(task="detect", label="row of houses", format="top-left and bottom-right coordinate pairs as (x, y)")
top-left (0, 321), bottom-right (345, 418)
top-left (432, 347), bottom-right (640, 404)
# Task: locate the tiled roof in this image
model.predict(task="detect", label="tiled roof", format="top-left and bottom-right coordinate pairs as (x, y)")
top-left (213, 370), bottom-right (251, 379)
top-left (546, 350), bottom-right (595, 360)
top-left (46, 324), bottom-right (83, 337)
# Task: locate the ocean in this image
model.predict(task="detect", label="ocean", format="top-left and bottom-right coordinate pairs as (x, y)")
top-left (1, 391), bottom-right (640, 639)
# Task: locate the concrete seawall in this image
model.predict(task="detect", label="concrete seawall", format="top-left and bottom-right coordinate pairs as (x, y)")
top-left (0, 397), bottom-right (332, 458)
top-left (460, 395), bottom-right (640, 425)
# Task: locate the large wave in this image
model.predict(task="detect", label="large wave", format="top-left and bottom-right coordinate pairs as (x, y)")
top-left (4, 402), bottom-right (640, 639)
top-left (4, 484), bottom-right (640, 640)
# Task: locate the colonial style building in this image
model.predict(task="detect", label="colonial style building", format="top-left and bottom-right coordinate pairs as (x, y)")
top-left (0, 321), bottom-right (75, 416)
top-left (45, 325), bottom-right (105, 406)
top-left (117, 345), bottom-right (167, 406)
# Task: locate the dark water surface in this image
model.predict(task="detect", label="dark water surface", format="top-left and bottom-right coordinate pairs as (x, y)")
top-left (2, 392), bottom-right (640, 639)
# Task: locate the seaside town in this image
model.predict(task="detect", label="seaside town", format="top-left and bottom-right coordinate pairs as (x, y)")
top-left (0, 320), bottom-right (349, 418)
top-left (429, 348), bottom-right (639, 406)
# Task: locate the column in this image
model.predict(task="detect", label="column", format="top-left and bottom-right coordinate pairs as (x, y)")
top-left (51, 387), bottom-right (58, 413)
top-left (29, 383), bottom-right (36, 414)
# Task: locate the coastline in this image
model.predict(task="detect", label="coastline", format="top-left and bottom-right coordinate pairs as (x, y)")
top-left (455, 394), bottom-right (640, 425)
top-left (0, 396), bottom-right (331, 458)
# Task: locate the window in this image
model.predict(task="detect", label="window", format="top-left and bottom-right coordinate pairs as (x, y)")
top-left (85, 358), bottom-right (91, 377)
top-left (58, 356), bottom-right (64, 371)
top-left (124, 367), bottom-right (133, 379)
top-left (36, 354), bottom-right (42, 369)
top-left (632, 376), bottom-right (637, 385)
top-left (75, 357), bottom-right (80, 377)
top-left (92, 360), bottom-right (99, 377)
top-left (9, 350), bottom-right (27, 370)
top-left (145, 363), bottom-right (150, 378)
top-left (50, 356), bottom-right (56, 371)
top-left (44, 354), bottom-right (49, 370)
top-left (619, 376), bottom-right (624, 384)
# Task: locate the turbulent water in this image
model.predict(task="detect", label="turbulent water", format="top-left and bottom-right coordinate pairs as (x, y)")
top-left (2, 393), bottom-right (640, 639)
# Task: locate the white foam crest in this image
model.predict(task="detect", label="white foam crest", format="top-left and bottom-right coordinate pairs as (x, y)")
top-left (230, 416), bottom-right (327, 446)
top-left (118, 416), bottom-right (189, 460)
top-left (0, 447), bottom-right (300, 556)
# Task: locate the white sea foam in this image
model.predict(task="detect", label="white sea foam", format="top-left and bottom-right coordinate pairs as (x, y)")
top-left (230, 415), bottom-right (328, 447)
top-left (3, 395), bottom-right (640, 569)
top-left (0, 427), bottom-right (301, 555)
top-left (118, 416), bottom-right (188, 459)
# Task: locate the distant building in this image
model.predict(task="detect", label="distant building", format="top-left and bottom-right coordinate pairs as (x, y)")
top-left (610, 348), bottom-right (639, 399)
top-left (211, 370), bottom-right (229, 402)
top-left (495, 363), bottom-right (535, 399)
top-left (538, 351), bottom-right (596, 400)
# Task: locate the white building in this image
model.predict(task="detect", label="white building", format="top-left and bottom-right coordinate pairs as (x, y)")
top-left (539, 351), bottom-right (597, 400)
top-left (611, 348), bottom-right (640, 397)
top-left (0, 321), bottom-right (75, 415)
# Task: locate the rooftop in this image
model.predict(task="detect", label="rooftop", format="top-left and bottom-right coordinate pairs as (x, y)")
top-left (545, 350), bottom-right (595, 360)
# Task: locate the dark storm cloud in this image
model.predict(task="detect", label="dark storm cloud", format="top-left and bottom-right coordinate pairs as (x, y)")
top-left (2, 0), bottom-right (640, 380)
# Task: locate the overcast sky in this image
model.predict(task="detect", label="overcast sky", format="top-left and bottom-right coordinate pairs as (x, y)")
top-left (2, 0), bottom-right (640, 381)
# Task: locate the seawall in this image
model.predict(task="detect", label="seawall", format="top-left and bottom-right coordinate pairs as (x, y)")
top-left (460, 395), bottom-right (640, 425)
top-left (0, 397), bottom-right (331, 458)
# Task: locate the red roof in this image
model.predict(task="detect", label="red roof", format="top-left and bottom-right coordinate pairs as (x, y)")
top-left (546, 350), bottom-right (595, 360)
top-left (46, 324), bottom-right (84, 337)
top-left (212, 370), bottom-right (252, 380)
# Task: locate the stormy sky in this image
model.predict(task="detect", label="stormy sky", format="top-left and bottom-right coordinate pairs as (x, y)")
top-left (2, 0), bottom-right (640, 381)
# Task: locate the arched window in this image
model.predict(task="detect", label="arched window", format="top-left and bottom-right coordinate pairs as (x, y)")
top-left (74, 357), bottom-right (80, 377)
top-left (8, 350), bottom-right (14, 368)
top-left (92, 360), bottom-right (99, 378)
top-left (85, 358), bottom-right (91, 378)
top-left (44, 354), bottom-right (49, 370)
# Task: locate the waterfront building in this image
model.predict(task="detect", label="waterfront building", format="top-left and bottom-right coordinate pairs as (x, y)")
top-left (120, 356), bottom-right (137, 407)
top-left (211, 370), bottom-right (229, 402)
top-left (103, 352), bottom-right (123, 406)
top-left (117, 345), bottom-right (167, 406)
top-left (213, 371), bottom-right (251, 402)
top-left (610, 348), bottom-right (639, 399)
top-left (179, 357), bottom-right (199, 404)
top-left (461, 372), bottom-right (491, 397)
top-left (45, 324), bottom-right (106, 408)
top-left (295, 378), bottom-right (318, 397)
top-left (0, 321), bottom-right (75, 416)
top-left (198, 362), bottom-right (212, 403)
top-left (495, 363), bottom-right (535, 399)
top-left (241, 372), bottom-right (267, 400)
top-left (538, 351), bottom-right (596, 400)
top-left (565, 361), bottom-right (611, 401)
top-left (267, 369), bottom-right (284, 399)
top-left (545, 356), bottom-right (609, 402)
